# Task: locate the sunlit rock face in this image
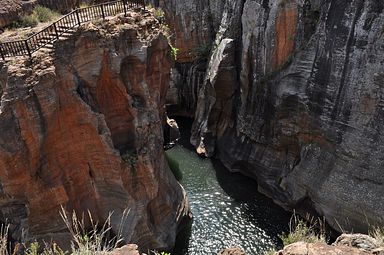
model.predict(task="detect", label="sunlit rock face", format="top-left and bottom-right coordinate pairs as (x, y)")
top-left (277, 234), bottom-right (384, 255)
top-left (0, 15), bottom-right (189, 251)
top-left (160, 0), bottom-right (384, 233)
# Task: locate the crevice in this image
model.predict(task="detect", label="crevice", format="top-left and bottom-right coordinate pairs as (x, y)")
top-left (74, 72), bottom-right (99, 113)
top-left (331, 0), bottom-right (364, 121)
top-left (87, 163), bottom-right (94, 179)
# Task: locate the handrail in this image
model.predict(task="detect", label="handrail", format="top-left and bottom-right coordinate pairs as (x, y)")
top-left (0, 0), bottom-right (145, 60)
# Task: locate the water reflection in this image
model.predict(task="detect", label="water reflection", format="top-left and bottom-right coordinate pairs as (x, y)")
top-left (167, 118), bottom-right (291, 255)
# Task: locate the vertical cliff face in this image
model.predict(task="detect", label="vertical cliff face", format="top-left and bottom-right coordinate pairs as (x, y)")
top-left (153, 0), bottom-right (244, 118)
top-left (162, 0), bottom-right (384, 233)
top-left (0, 15), bottom-right (189, 250)
top-left (154, 0), bottom-right (225, 63)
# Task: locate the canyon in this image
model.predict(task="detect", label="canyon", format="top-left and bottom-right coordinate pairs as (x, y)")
top-left (156, 0), bottom-right (384, 235)
top-left (0, 0), bottom-right (383, 254)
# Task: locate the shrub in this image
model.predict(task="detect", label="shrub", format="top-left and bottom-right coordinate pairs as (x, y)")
top-left (26, 242), bottom-right (40, 255)
top-left (170, 44), bottom-right (179, 61)
top-left (154, 8), bottom-right (165, 21)
top-left (33, 5), bottom-right (60, 23)
top-left (12, 15), bottom-right (39, 28)
top-left (190, 44), bottom-right (211, 61)
top-left (10, 5), bottom-right (59, 29)
top-left (121, 149), bottom-right (138, 166)
top-left (279, 213), bottom-right (326, 246)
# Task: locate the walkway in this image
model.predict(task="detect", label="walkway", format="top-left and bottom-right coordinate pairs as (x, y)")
top-left (0, 0), bottom-right (145, 60)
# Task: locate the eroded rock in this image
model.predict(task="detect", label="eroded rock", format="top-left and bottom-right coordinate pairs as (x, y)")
top-left (0, 14), bottom-right (189, 251)
top-left (217, 246), bottom-right (247, 255)
top-left (335, 234), bottom-right (383, 252)
top-left (180, 0), bottom-right (384, 233)
top-left (277, 242), bottom-right (371, 255)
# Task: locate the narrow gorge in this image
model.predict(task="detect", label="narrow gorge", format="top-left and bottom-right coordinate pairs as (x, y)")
top-left (0, 0), bottom-right (384, 254)
top-left (159, 0), bottom-right (384, 234)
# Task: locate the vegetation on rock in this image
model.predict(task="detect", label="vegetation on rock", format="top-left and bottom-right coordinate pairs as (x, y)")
top-left (279, 214), bottom-right (326, 246)
top-left (11, 5), bottom-right (59, 28)
top-left (370, 227), bottom-right (384, 246)
top-left (190, 44), bottom-right (212, 61)
top-left (0, 207), bottom-right (130, 255)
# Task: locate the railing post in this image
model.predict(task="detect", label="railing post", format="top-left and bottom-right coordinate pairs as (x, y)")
top-left (100, 4), bottom-right (106, 19)
top-left (53, 23), bottom-right (60, 40)
top-left (123, 0), bottom-right (128, 16)
top-left (0, 44), bottom-right (5, 61)
top-left (24, 40), bottom-right (32, 59)
top-left (75, 10), bottom-right (81, 26)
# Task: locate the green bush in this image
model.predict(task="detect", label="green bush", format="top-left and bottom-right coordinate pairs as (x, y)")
top-left (190, 44), bottom-right (212, 61)
top-left (11, 5), bottom-right (59, 29)
top-left (34, 5), bottom-right (60, 23)
top-left (12, 14), bottom-right (39, 28)
top-left (26, 242), bottom-right (40, 255)
top-left (170, 44), bottom-right (179, 61)
top-left (154, 8), bottom-right (165, 21)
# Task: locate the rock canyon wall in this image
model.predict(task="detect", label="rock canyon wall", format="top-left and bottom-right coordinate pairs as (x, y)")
top-left (0, 14), bottom-right (189, 250)
top-left (161, 0), bottom-right (384, 233)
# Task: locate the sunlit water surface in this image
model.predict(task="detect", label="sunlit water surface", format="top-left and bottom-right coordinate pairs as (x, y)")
top-left (166, 119), bottom-right (291, 255)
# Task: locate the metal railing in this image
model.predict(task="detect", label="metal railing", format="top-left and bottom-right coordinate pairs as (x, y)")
top-left (0, 0), bottom-right (145, 60)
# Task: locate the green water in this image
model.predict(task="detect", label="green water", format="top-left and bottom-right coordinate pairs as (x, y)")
top-left (166, 119), bottom-right (291, 255)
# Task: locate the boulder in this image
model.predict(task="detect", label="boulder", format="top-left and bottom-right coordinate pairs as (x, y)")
top-left (277, 242), bottom-right (371, 255)
top-left (334, 234), bottom-right (382, 252)
top-left (217, 247), bottom-right (247, 255)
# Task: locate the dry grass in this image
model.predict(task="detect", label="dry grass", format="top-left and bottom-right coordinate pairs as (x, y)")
top-left (369, 227), bottom-right (384, 246)
top-left (60, 206), bottom-right (130, 254)
top-left (0, 207), bottom-right (130, 255)
top-left (279, 213), bottom-right (326, 246)
top-left (0, 222), bottom-right (9, 255)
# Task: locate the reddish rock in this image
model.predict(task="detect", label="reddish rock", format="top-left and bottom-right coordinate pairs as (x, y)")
top-left (273, 0), bottom-right (298, 69)
top-left (334, 234), bottom-right (382, 252)
top-left (277, 242), bottom-right (371, 255)
top-left (0, 14), bottom-right (189, 251)
top-left (110, 244), bottom-right (141, 255)
top-left (217, 247), bottom-right (247, 255)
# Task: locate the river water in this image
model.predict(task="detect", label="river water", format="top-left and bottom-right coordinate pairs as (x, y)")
top-left (166, 118), bottom-right (292, 255)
